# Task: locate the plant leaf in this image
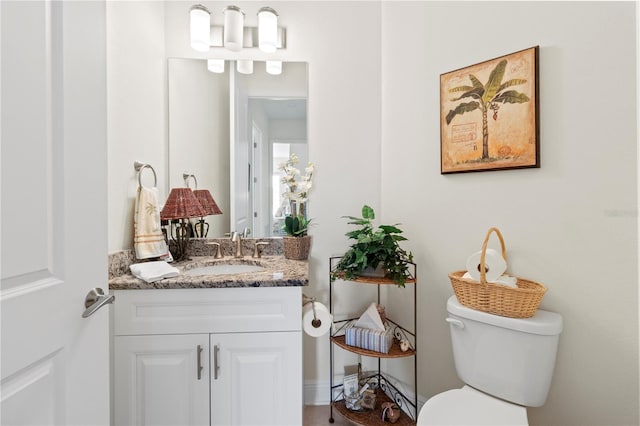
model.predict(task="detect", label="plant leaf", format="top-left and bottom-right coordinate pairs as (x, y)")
top-left (448, 85), bottom-right (475, 93)
top-left (379, 225), bottom-right (403, 234)
top-left (498, 78), bottom-right (527, 92)
top-left (482, 59), bottom-right (507, 104)
top-left (450, 87), bottom-right (483, 102)
top-left (445, 101), bottom-right (479, 125)
top-left (362, 205), bottom-right (375, 220)
top-left (493, 90), bottom-right (530, 104)
top-left (469, 75), bottom-right (484, 89)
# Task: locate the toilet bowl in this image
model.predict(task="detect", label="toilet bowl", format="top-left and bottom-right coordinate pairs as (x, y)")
top-left (417, 385), bottom-right (527, 426)
top-left (417, 296), bottom-right (562, 426)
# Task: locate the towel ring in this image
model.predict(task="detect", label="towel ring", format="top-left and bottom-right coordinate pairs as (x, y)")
top-left (134, 161), bottom-right (158, 189)
top-left (183, 172), bottom-right (198, 189)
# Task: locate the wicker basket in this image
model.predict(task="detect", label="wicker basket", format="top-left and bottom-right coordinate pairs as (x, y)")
top-left (283, 235), bottom-right (312, 260)
top-left (449, 227), bottom-right (547, 318)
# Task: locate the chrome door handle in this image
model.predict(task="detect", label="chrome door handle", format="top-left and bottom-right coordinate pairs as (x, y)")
top-left (82, 288), bottom-right (115, 318)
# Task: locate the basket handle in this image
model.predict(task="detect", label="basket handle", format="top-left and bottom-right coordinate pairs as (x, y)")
top-left (479, 227), bottom-right (508, 285)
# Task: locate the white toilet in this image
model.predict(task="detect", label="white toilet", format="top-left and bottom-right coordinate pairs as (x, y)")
top-left (417, 296), bottom-right (563, 425)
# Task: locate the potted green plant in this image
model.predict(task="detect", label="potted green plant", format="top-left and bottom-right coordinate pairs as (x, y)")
top-left (331, 205), bottom-right (414, 287)
top-left (283, 215), bottom-right (311, 237)
top-left (279, 153), bottom-right (314, 260)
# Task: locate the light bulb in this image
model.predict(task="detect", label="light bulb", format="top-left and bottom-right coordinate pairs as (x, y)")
top-left (190, 5), bottom-right (210, 52)
top-left (266, 60), bottom-right (282, 75)
top-left (258, 7), bottom-right (278, 53)
top-left (224, 6), bottom-right (244, 52)
top-left (237, 60), bottom-right (254, 75)
top-left (207, 59), bottom-right (225, 73)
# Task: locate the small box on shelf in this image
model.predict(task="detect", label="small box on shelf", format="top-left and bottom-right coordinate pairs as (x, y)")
top-left (345, 321), bottom-right (394, 354)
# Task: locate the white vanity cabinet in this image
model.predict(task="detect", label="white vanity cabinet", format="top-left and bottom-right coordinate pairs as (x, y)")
top-left (112, 286), bottom-right (302, 426)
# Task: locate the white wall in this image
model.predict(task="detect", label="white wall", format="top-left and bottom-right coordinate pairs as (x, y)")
top-left (381, 2), bottom-right (638, 425)
top-left (107, 2), bottom-right (638, 425)
top-left (107, 1), bottom-right (167, 252)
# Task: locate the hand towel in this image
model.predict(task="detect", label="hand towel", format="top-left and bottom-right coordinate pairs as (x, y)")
top-left (134, 187), bottom-right (169, 259)
top-left (129, 261), bottom-right (179, 283)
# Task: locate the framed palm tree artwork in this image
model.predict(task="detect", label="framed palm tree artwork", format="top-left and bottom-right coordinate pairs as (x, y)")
top-left (440, 46), bottom-right (539, 174)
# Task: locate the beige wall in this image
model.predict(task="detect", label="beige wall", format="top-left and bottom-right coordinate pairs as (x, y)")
top-left (107, 1), bottom-right (638, 425)
top-left (381, 2), bottom-right (638, 425)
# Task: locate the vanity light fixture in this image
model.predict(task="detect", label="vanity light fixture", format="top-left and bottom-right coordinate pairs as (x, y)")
top-left (265, 60), bottom-right (282, 75)
top-left (257, 7), bottom-right (278, 53)
top-left (189, 4), bottom-right (285, 52)
top-left (223, 6), bottom-right (244, 52)
top-left (160, 188), bottom-right (206, 261)
top-left (190, 5), bottom-right (211, 52)
top-left (237, 60), bottom-right (254, 74)
top-left (207, 58), bottom-right (225, 73)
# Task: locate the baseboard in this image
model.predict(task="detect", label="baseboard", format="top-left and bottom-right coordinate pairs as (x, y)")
top-left (304, 380), bottom-right (332, 406)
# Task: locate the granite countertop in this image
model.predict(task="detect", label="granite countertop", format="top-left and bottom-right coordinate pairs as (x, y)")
top-left (109, 256), bottom-right (309, 290)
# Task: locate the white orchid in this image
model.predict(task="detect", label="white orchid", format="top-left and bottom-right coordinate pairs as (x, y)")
top-left (280, 154), bottom-right (314, 218)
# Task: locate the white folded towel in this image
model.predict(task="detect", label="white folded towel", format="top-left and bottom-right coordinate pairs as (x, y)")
top-left (462, 272), bottom-right (518, 288)
top-left (134, 187), bottom-right (169, 259)
top-left (129, 261), bottom-right (180, 283)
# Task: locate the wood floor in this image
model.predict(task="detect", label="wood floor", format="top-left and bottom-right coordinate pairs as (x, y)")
top-left (303, 405), bottom-right (352, 425)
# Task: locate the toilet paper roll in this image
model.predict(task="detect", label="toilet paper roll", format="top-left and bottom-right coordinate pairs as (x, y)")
top-left (302, 301), bottom-right (333, 337)
top-left (466, 248), bottom-right (507, 283)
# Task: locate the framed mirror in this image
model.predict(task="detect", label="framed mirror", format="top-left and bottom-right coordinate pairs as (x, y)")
top-left (168, 59), bottom-right (308, 238)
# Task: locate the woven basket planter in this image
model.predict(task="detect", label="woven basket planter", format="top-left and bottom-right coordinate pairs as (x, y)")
top-left (449, 227), bottom-right (547, 318)
top-left (283, 235), bottom-right (312, 260)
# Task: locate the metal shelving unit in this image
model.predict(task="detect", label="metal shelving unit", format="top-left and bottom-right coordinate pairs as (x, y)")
top-left (328, 257), bottom-right (418, 426)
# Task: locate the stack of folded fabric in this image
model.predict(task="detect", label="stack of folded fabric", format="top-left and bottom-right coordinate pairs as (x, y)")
top-left (129, 261), bottom-right (179, 283)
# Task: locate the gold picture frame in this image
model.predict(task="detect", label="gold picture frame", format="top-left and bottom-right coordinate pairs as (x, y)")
top-left (440, 46), bottom-right (539, 174)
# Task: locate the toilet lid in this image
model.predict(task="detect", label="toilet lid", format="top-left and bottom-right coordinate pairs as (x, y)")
top-left (417, 386), bottom-right (528, 426)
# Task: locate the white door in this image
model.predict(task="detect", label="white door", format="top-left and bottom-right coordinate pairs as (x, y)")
top-left (114, 334), bottom-right (210, 426)
top-left (210, 331), bottom-right (302, 426)
top-left (1, 1), bottom-right (109, 424)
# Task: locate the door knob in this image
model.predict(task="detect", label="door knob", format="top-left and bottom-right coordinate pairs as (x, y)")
top-left (82, 288), bottom-right (115, 318)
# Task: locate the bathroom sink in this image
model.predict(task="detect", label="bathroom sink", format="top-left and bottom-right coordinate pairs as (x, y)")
top-left (183, 264), bottom-right (265, 276)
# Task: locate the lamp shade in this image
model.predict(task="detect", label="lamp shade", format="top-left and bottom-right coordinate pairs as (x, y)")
top-left (223, 6), bottom-right (244, 52)
top-left (190, 5), bottom-right (211, 52)
top-left (193, 189), bottom-right (223, 216)
top-left (160, 188), bottom-right (206, 220)
top-left (258, 7), bottom-right (278, 53)
top-left (266, 60), bottom-right (282, 75)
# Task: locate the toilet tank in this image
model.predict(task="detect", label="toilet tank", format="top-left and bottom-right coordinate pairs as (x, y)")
top-left (446, 296), bottom-right (563, 407)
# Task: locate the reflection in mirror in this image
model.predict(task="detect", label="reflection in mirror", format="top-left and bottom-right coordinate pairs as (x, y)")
top-left (168, 59), bottom-right (308, 238)
top-left (168, 58), bottom-right (230, 238)
top-left (240, 98), bottom-right (307, 238)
